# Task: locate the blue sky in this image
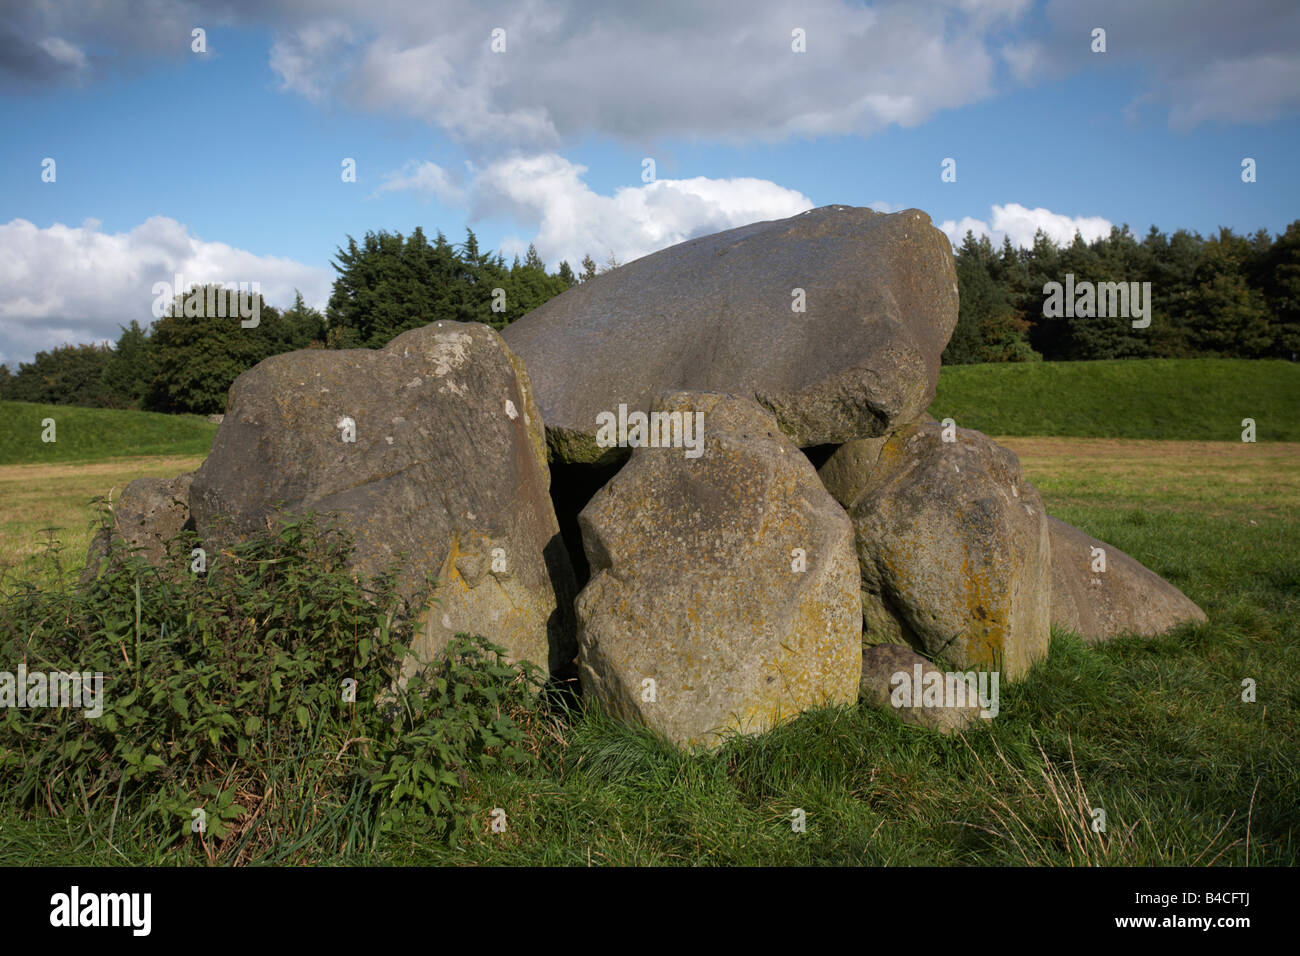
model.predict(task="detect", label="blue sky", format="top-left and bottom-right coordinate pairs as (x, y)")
top-left (1, 0), bottom-right (1297, 366)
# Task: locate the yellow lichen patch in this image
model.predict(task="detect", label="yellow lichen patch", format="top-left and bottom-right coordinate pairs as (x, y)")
top-left (959, 552), bottom-right (1005, 671)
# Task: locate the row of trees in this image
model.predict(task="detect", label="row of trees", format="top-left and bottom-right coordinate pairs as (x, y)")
top-left (3, 220), bottom-right (1297, 414)
top-left (326, 227), bottom-right (600, 348)
top-left (0, 229), bottom-right (598, 414)
top-left (944, 220), bottom-right (1300, 364)
top-left (0, 295), bottom-right (326, 414)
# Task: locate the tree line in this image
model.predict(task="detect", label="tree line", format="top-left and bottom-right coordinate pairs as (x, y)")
top-left (0, 228), bottom-right (600, 415)
top-left (943, 220), bottom-right (1300, 364)
top-left (2, 219), bottom-right (1295, 415)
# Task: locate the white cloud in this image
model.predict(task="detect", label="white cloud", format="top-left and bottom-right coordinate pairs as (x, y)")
top-left (5, 1), bottom-right (1297, 135)
top-left (1164, 53), bottom-right (1300, 130)
top-left (957, 0), bottom-right (1034, 17)
top-left (256, 0), bottom-right (1300, 143)
top-left (939, 203), bottom-right (1114, 249)
top-left (0, 216), bottom-right (331, 367)
top-left (268, 19), bottom-right (356, 101)
top-left (0, 158), bottom-right (813, 365)
top-left (37, 36), bottom-right (88, 74)
top-left (465, 153), bottom-right (813, 269)
top-left (1000, 41), bottom-right (1042, 83)
top-left (374, 160), bottom-right (465, 204)
top-left (263, 0), bottom-right (1017, 147)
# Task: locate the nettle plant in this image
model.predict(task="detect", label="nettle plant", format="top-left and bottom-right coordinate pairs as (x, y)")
top-left (0, 513), bottom-right (543, 862)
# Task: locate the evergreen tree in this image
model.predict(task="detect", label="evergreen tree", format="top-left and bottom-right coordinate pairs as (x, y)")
top-left (1254, 220), bottom-right (1300, 359)
top-left (1143, 226), bottom-right (1200, 357)
top-left (144, 285), bottom-right (318, 414)
top-left (500, 243), bottom-right (569, 325)
top-left (100, 320), bottom-right (154, 409)
top-left (1024, 229), bottom-right (1065, 359)
top-left (524, 243), bottom-right (545, 271)
top-left (452, 228), bottom-right (506, 328)
top-left (1185, 229), bottom-right (1273, 357)
top-left (1068, 224), bottom-right (1156, 360)
top-left (942, 232), bottom-right (1038, 364)
top-left (327, 231), bottom-right (414, 347)
top-left (274, 291), bottom-right (327, 351)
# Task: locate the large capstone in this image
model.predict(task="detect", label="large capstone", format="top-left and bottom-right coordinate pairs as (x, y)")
top-left (503, 205), bottom-right (959, 464)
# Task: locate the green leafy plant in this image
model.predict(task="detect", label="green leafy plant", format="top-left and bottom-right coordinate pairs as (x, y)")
top-left (0, 512), bottom-right (544, 864)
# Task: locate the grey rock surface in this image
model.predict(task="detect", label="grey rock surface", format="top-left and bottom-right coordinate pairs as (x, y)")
top-left (575, 392), bottom-right (862, 749)
top-left (841, 421), bottom-right (1052, 679)
top-left (860, 643), bottom-right (989, 734)
top-left (79, 472), bottom-right (194, 584)
top-left (189, 321), bottom-right (575, 674)
top-left (503, 205), bottom-right (958, 464)
top-left (1048, 516), bottom-right (1207, 643)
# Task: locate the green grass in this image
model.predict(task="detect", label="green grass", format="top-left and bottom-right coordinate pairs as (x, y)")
top-left (0, 455), bottom-right (205, 585)
top-left (0, 361), bottom-right (1296, 865)
top-left (1, 437), bottom-right (1295, 866)
top-left (382, 464), bottom-right (1298, 865)
top-left (929, 358), bottom-right (1300, 441)
top-left (0, 401), bottom-right (216, 465)
top-left (370, 452), bottom-right (1298, 866)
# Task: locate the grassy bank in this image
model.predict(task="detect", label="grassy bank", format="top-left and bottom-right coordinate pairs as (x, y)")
top-left (0, 401), bottom-right (216, 465)
top-left (929, 358), bottom-right (1300, 441)
top-left (2, 359), bottom-right (1294, 468)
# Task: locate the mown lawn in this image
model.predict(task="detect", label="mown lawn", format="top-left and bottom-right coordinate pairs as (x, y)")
top-left (2, 436), bottom-right (1295, 866)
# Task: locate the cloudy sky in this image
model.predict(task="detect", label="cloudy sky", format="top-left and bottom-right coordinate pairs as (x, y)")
top-left (1, 0), bottom-right (1297, 366)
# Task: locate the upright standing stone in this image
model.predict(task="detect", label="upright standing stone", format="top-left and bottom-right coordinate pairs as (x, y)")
top-left (188, 321), bottom-right (575, 674)
top-left (837, 422), bottom-right (1052, 680)
top-left (575, 392), bottom-right (862, 749)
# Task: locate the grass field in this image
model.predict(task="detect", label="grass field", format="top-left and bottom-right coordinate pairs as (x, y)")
top-left (0, 456), bottom-right (206, 581)
top-left (385, 437), bottom-right (1300, 865)
top-left (0, 360), bottom-right (1296, 865)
